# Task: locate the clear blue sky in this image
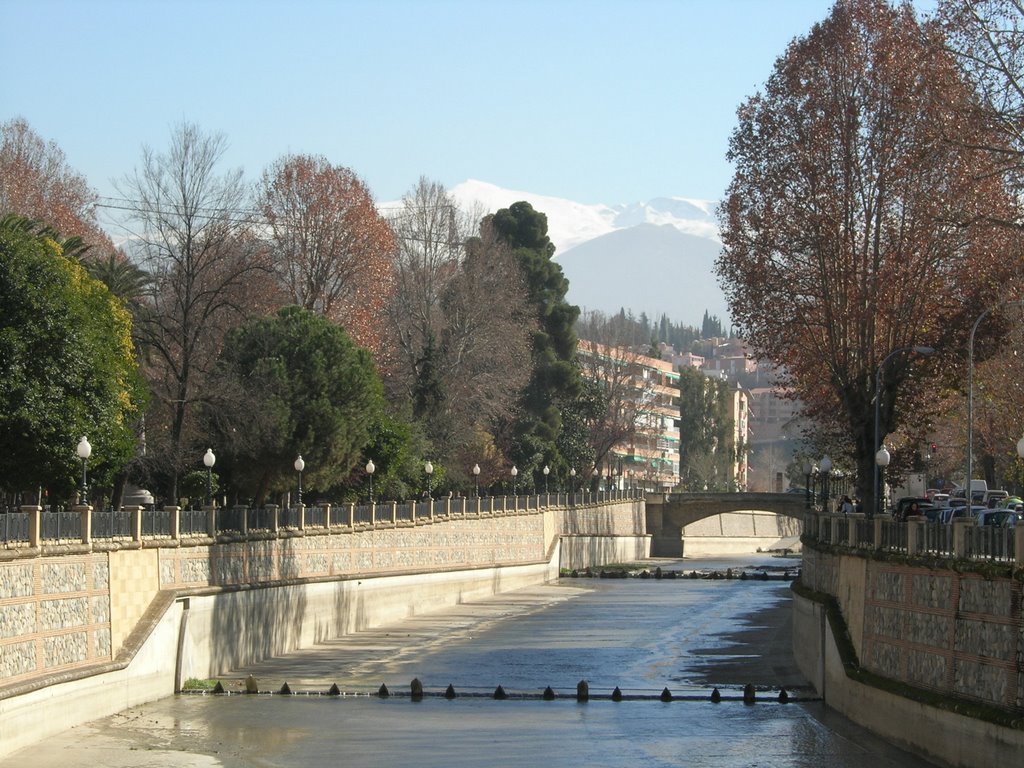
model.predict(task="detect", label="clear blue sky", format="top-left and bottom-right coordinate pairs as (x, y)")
top-left (2, 0), bottom-right (938, 208)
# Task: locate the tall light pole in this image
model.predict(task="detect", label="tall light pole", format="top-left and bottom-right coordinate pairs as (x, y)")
top-left (472, 463), bottom-right (480, 497)
top-left (543, 464), bottom-right (549, 494)
top-left (967, 301), bottom-right (1023, 502)
top-left (803, 459), bottom-right (814, 510)
top-left (424, 461), bottom-right (433, 498)
top-left (511, 465), bottom-right (518, 496)
top-left (875, 446), bottom-right (891, 516)
top-left (570, 467), bottom-right (576, 496)
top-left (294, 455), bottom-right (305, 506)
top-left (366, 459), bottom-right (375, 504)
top-left (203, 448), bottom-right (215, 506)
top-left (77, 436), bottom-right (92, 505)
top-left (820, 455), bottom-right (833, 513)
top-left (874, 345), bottom-right (934, 518)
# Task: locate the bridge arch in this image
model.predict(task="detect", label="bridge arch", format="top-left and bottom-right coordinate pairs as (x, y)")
top-left (645, 492), bottom-right (807, 557)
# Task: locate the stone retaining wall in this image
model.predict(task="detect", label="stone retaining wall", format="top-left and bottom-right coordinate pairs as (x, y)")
top-left (800, 546), bottom-right (1024, 711)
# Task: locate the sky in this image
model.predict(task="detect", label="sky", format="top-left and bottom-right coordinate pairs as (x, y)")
top-left (2, 0), bottom-right (939, 214)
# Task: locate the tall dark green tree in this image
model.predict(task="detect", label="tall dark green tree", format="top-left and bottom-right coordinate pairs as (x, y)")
top-left (489, 202), bottom-right (582, 481)
top-left (678, 368), bottom-right (737, 491)
top-left (209, 306), bottom-right (385, 505)
top-left (0, 215), bottom-right (145, 503)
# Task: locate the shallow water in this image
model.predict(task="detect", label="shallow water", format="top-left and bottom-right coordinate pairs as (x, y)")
top-left (3, 555), bottom-right (938, 767)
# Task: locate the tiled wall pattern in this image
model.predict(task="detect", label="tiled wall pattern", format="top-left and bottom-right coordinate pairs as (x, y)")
top-left (0, 554), bottom-right (110, 684)
top-left (0, 501), bottom-right (644, 691)
top-left (804, 547), bottom-right (1023, 710)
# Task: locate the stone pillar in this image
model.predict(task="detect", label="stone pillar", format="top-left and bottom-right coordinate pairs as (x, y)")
top-left (124, 505), bottom-right (143, 542)
top-left (906, 518), bottom-right (921, 556)
top-left (873, 516), bottom-right (883, 550)
top-left (348, 503), bottom-right (355, 528)
top-left (952, 519), bottom-right (973, 558)
top-left (266, 504), bottom-right (279, 534)
top-left (323, 503), bottom-right (331, 529)
top-left (204, 504), bottom-right (217, 537)
top-left (830, 514), bottom-right (841, 544)
top-left (24, 505), bottom-right (41, 549)
top-left (75, 503), bottom-right (92, 545)
top-left (297, 503), bottom-right (306, 531)
top-left (390, 501), bottom-right (398, 525)
top-left (169, 505), bottom-right (181, 540)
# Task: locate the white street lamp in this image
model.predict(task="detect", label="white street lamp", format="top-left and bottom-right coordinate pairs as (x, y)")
top-left (511, 465), bottom-right (518, 496)
top-left (366, 459), bottom-right (376, 504)
top-left (77, 436), bottom-right (92, 504)
top-left (570, 467), bottom-right (576, 495)
top-left (294, 454), bottom-right (305, 506)
top-left (875, 446), bottom-right (890, 516)
top-left (543, 464), bottom-right (550, 494)
top-left (424, 461), bottom-right (433, 498)
top-left (203, 447), bottom-right (216, 506)
top-left (472, 463), bottom-right (481, 497)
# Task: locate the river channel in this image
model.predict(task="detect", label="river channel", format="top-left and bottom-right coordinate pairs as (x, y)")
top-left (4, 555), bottom-right (937, 767)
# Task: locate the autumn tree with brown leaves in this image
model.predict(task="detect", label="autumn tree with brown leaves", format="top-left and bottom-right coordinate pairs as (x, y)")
top-left (716, 0), bottom-right (1021, 512)
top-left (0, 117), bottom-right (113, 250)
top-left (258, 154), bottom-right (397, 354)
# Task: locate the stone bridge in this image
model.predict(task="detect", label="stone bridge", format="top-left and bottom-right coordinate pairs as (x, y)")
top-left (644, 492), bottom-right (807, 557)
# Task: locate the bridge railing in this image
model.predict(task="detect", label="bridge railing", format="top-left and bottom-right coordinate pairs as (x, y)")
top-left (803, 511), bottom-right (1024, 566)
top-left (0, 488), bottom-right (642, 552)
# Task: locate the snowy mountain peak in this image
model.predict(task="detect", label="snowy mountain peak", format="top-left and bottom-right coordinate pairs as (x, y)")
top-left (420, 180), bottom-right (727, 326)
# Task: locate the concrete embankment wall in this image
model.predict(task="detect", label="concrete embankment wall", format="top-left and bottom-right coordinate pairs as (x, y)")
top-left (0, 499), bottom-right (647, 757)
top-left (793, 544), bottom-right (1024, 768)
top-left (682, 511), bottom-right (801, 557)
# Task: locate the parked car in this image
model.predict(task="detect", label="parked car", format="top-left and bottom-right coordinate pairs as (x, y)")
top-left (942, 505), bottom-right (987, 524)
top-left (977, 509), bottom-right (1020, 528)
top-left (983, 490), bottom-right (1009, 508)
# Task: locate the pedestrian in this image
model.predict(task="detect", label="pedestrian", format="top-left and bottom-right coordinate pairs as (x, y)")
top-left (840, 495), bottom-right (853, 515)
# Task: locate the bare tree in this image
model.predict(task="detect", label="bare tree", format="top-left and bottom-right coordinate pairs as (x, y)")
top-left (383, 178), bottom-right (533, 464)
top-left (941, 0), bottom-right (1024, 224)
top-left (258, 154), bottom-right (397, 353)
top-left (116, 122), bottom-right (274, 500)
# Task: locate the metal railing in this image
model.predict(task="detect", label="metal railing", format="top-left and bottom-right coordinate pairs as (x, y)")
top-left (0, 489), bottom-right (642, 550)
top-left (804, 512), bottom-right (1023, 565)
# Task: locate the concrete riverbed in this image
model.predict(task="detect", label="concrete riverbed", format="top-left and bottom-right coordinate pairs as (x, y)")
top-left (2, 556), bottom-right (938, 768)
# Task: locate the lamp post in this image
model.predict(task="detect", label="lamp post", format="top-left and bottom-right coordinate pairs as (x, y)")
top-left (968, 301), bottom-right (1023, 502)
top-left (874, 345), bottom-right (934, 520)
top-left (511, 465), bottom-right (518, 496)
top-left (77, 436), bottom-right (92, 505)
top-left (875, 446), bottom-right (891, 516)
top-left (203, 448), bottom-right (215, 506)
top-left (803, 459), bottom-right (814, 510)
top-left (294, 455), bottom-right (305, 506)
top-left (570, 468), bottom-right (576, 497)
top-left (820, 455), bottom-right (833, 513)
top-left (592, 467), bottom-right (599, 496)
top-left (424, 461), bottom-right (433, 498)
top-left (472, 463), bottom-right (480, 497)
top-left (366, 459), bottom-right (375, 504)
top-left (543, 464), bottom-right (549, 494)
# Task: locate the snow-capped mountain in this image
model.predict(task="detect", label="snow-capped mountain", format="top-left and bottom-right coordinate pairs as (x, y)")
top-left (410, 179), bottom-right (729, 327)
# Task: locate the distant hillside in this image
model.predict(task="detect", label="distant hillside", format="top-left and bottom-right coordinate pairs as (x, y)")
top-left (556, 223), bottom-right (727, 326)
